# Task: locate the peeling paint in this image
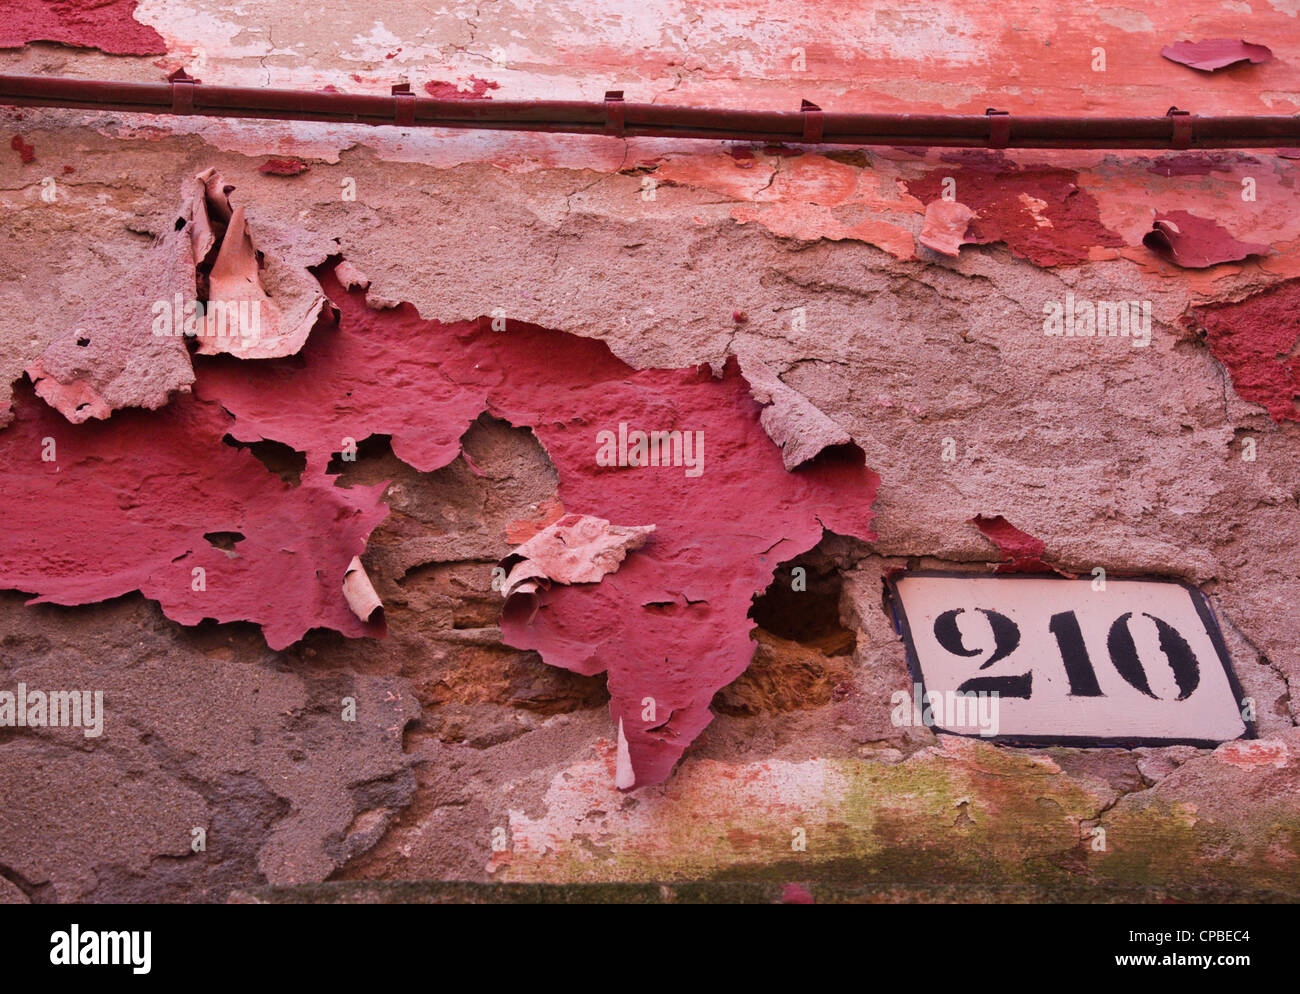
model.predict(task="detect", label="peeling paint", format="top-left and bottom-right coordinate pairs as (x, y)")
top-left (0, 385), bottom-right (388, 650)
top-left (2, 0), bottom-right (1299, 903)
top-left (1184, 279), bottom-right (1300, 422)
top-left (195, 270), bottom-right (880, 785)
top-left (969, 514), bottom-right (1054, 574)
top-left (27, 203), bottom-right (195, 422)
top-left (919, 199), bottom-right (977, 256)
top-left (908, 155), bottom-right (1125, 267)
top-left (1143, 211), bottom-right (1270, 269)
top-left (0, 0), bottom-right (166, 55)
top-left (738, 354), bottom-right (853, 470)
top-left (1161, 39), bottom-right (1274, 72)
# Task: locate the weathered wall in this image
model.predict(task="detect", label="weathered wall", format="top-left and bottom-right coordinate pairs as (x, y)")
top-left (1, 1), bottom-right (1298, 902)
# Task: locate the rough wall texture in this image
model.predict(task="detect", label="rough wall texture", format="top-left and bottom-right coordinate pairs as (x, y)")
top-left (1, 1), bottom-right (1298, 902)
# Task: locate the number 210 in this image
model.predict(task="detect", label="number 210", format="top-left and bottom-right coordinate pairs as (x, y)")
top-left (933, 608), bottom-right (1200, 701)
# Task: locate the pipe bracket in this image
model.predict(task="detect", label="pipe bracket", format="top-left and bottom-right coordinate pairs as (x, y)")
top-left (604, 90), bottom-right (625, 136)
top-left (167, 68), bottom-right (199, 115)
top-left (986, 108), bottom-right (1010, 148)
top-left (1167, 107), bottom-right (1193, 149)
top-left (392, 83), bottom-right (415, 127)
top-left (801, 99), bottom-right (823, 142)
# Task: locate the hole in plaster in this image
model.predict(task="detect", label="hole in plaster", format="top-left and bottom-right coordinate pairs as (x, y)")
top-left (749, 547), bottom-right (855, 653)
top-left (325, 433), bottom-right (393, 476)
top-left (713, 544), bottom-right (856, 717)
top-left (203, 530), bottom-right (245, 550)
top-left (75, 336), bottom-right (90, 347)
top-left (222, 434), bottom-right (307, 485)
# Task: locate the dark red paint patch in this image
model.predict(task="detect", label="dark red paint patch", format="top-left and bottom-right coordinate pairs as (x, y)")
top-left (969, 514), bottom-right (1051, 573)
top-left (908, 155), bottom-right (1123, 267)
top-left (1147, 152), bottom-right (1257, 177)
top-left (10, 134), bottom-right (34, 164)
top-left (258, 158), bottom-right (310, 176)
top-left (0, 0), bottom-right (166, 55)
top-left (727, 147), bottom-right (757, 168)
top-left (1184, 280), bottom-right (1300, 423)
top-left (194, 266), bottom-right (880, 787)
top-left (423, 78), bottom-right (499, 100)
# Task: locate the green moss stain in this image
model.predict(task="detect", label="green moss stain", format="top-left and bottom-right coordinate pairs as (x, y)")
top-left (495, 742), bottom-right (1300, 896)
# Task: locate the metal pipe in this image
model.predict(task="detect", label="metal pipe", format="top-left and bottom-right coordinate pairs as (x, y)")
top-left (2, 72), bottom-right (1299, 150)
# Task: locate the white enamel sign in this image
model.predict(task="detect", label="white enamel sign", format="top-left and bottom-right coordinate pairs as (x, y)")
top-left (888, 573), bottom-right (1250, 745)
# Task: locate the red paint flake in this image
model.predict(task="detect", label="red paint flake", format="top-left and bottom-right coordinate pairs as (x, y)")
top-left (62, 164), bottom-right (74, 174)
top-left (908, 154), bottom-right (1123, 267)
top-left (10, 134), bottom-right (34, 164)
top-left (0, 385), bottom-right (387, 650)
top-left (781, 883), bottom-right (815, 904)
top-left (733, 310), bottom-right (747, 323)
top-left (1161, 39), bottom-right (1273, 73)
top-left (1184, 279), bottom-right (1300, 423)
top-left (919, 200), bottom-right (977, 257)
top-left (727, 147), bottom-right (757, 168)
top-left (969, 514), bottom-right (1051, 573)
top-left (194, 266), bottom-right (880, 787)
top-left (258, 158), bottom-right (310, 176)
top-left (1143, 210), bottom-right (1268, 269)
top-left (0, 0), bottom-right (166, 55)
top-left (423, 78), bottom-right (499, 100)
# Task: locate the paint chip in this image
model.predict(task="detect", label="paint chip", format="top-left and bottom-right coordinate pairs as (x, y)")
top-left (343, 556), bottom-right (384, 623)
top-left (1143, 211), bottom-right (1268, 269)
top-left (738, 354), bottom-right (854, 469)
top-left (1161, 39), bottom-right (1273, 72)
top-left (189, 169), bottom-right (334, 359)
top-left (969, 514), bottom-right (1053, 573)
top-left (0, 385), bottom-right (388, 650)
top-left (258, 158), bottom-right (310, 176)
top-left (919, 200), bottom-right (977, 256)
top-left (9, 135), bottom-right (34, 164)
top-left (27, 194), bottom-right (197, 423)
top-left (0, 0), bottom-right (166, 55)
top-left (423, 78), bottom-right (498, 100)
top-left (500, 513), bottom-right (654, 602)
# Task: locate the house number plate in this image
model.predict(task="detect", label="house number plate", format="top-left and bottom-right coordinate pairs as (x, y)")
top-left (887, 573), bottom-right (1252, 746)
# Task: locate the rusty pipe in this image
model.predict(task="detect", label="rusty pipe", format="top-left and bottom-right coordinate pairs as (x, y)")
top-left (2, 72), bottom-right (1299, 150)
